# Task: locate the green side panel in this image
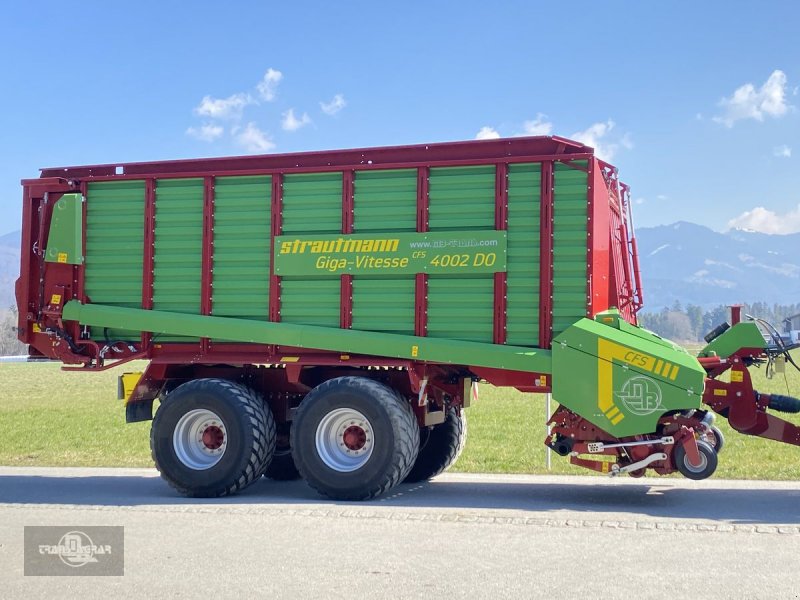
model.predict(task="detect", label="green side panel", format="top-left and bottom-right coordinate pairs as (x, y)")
top-left (699, 322), bottom-right (767, 358)
top-left (45, 194), bottom-right (83, 265)
top-left (64, 301), bottom-right (553, 374)
top-left (283, 172), bottom-right (342, 234)
top-left (552, 162), bottom-right (589, 337)
top-left (212, 176), bottom-right (271, 321)
top-left (429, 166), bottom-right (495, 231)
top-left (427, 275), bottom-right (494, 342)
top-left (153, 178), bottom-right (203, 341)
top-left (353, 169), bottom-right (417, 233)
top-left (281, 172), bottom-right (342, 328)
top-left (352, 169), bottom-right (416, 335)
top-left (280, 279), bottom-right (340, 327)
top-left (506, 164), bottom-right (541, 346)
top-left (427, 165), bottom-right (496, 343)
top-left (352, 277), bottom-right (415, 335)
top-left (85, 180), bottom-right (145, 340)
top-left (552, 315), bottom-right (705, 437)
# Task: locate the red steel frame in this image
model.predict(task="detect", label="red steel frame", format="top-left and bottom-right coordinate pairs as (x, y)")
top-left (493, 163), bottom-right (508, 345)
top-left (586, 160), bottom-right (595, 317)
top-left (588, 159), bottom-right (611, 317)
top-left (141, 179), bottom-right (156, 348)
top-left (414, 166), bottom-right (430, 337)
top-left (340, 170), bottom-right (354, 329)
top-left (596, 160), bottom-right (641, 322)
top-left (620, 182), bottom-right (644, 313)
top-left (538, 161), bottom-right (554, 348)
top-left (18, 137), bottom-right (640, 395)
top-left (39, 137), bottom-right (592, 179)
top-left (200, 177), bottom-right (215, 353)
top-left (269, 174), bottom-right (283, 323)
top-left (78, 181), bottom-right (88, 305)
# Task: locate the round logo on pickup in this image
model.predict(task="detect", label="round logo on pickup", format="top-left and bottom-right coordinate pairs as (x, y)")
top-left (616, 375), bottom-right (663, 416)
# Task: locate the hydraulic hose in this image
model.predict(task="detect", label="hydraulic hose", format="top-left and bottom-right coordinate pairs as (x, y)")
top-left (765, 393), bottom-right (800, 414)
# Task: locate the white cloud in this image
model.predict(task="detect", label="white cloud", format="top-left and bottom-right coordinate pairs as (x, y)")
top-left (713, 70), bottom-right (790, 127)
top-left (517, 113), bottom-right (553, 136)
top-left (475, 126), bottom-right (500, 140)
top-left (281, 108), bottom-right (311, 131)
top-left (186, 123), bottom-right (224, 142)
top-left (234, 122), bottom-right (275, 153)
top-left (727, 204), bottom-right (800, 235)
top-left (656, 194), bottom-right (669, 201)
top-left (774, 144), bottom-right (792, 158)
top-left (570, 120), bottom-right (622, 161)
top-left (256, 68), bottom-right (283, 101)
top-left (620, 133), bottom-right (634, 150)
top-left (634, 197), bottom-right (645, 205)
top-left (194, 93), bottom-right (254, 120)
top-left (320, 94), bottom-right (346, 115)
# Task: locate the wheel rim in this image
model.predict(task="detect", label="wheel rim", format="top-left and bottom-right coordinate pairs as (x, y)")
top-left (173, 409), bottom-right (228, 470)
top-left (315, 408), bottom-right (374, 472)
top-left (683, 449), bottom-right (708, 473)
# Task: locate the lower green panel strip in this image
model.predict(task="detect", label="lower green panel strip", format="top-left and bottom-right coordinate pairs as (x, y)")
top-left (63, 301), bottom-right (551, 374)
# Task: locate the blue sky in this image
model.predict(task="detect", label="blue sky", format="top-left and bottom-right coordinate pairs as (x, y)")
top-left (2, 1), bottom-right (798, 236)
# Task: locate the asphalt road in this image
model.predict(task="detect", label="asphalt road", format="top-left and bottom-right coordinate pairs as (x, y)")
top-left (1, 467), bottom-right (799, 599)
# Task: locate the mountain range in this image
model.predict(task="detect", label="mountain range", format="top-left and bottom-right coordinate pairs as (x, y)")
top-left (1, 222), bottom-right (798, 311)
top-left (634, 221), bottom-right (800, 310)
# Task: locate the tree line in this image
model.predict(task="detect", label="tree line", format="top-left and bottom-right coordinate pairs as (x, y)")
top-left (638, 302), bottom-right (800, 343)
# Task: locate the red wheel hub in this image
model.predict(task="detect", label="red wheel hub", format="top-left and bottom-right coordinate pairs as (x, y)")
top-left (202, 425), bottom-right (225, 450)
top-left (342, 425), bottom-right (367, 451)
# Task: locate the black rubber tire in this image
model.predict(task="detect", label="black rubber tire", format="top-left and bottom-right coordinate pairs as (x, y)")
top-left (704, 425), bottom-right (725, 454)
top-left (404, 407), bottom-right (467, 483)
top-left (291, 376), bottom-right (419, 501)
top-left (674, 439), bottom-right (718, 481)
top-left (150, 378), bottom-right (276, 497)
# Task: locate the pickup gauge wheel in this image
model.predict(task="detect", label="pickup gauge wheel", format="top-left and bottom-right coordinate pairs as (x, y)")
top-left (291, 377), bottom-right (419, 500)
top-left (404, 407), bottom-right (467, 483)
top-left (702, 425), bottom-right (725, 454)
top-left (674, 439), bottom-right (718, 480)
top-left (151, 378), bottom-right (276, 497)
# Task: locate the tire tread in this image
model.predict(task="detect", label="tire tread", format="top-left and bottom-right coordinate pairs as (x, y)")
top-left (151, 378), bottom-right (276, 498)
top-left (404, 407), bottom-right (467, 483)
top-left (293, 376), bottom-right (419, 501)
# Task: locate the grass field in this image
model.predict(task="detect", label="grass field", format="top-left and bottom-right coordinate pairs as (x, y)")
top-left (1, 353), bottom-right (799, 479)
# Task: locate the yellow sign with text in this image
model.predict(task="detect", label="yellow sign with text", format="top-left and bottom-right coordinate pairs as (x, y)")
top-left (274, 231), bottom-right (507, 276)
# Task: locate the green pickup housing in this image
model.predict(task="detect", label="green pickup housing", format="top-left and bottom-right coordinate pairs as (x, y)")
top-left (552, 310), bottom-right (706, 437)
top-left (699, 322), bottom-right (767, 358)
